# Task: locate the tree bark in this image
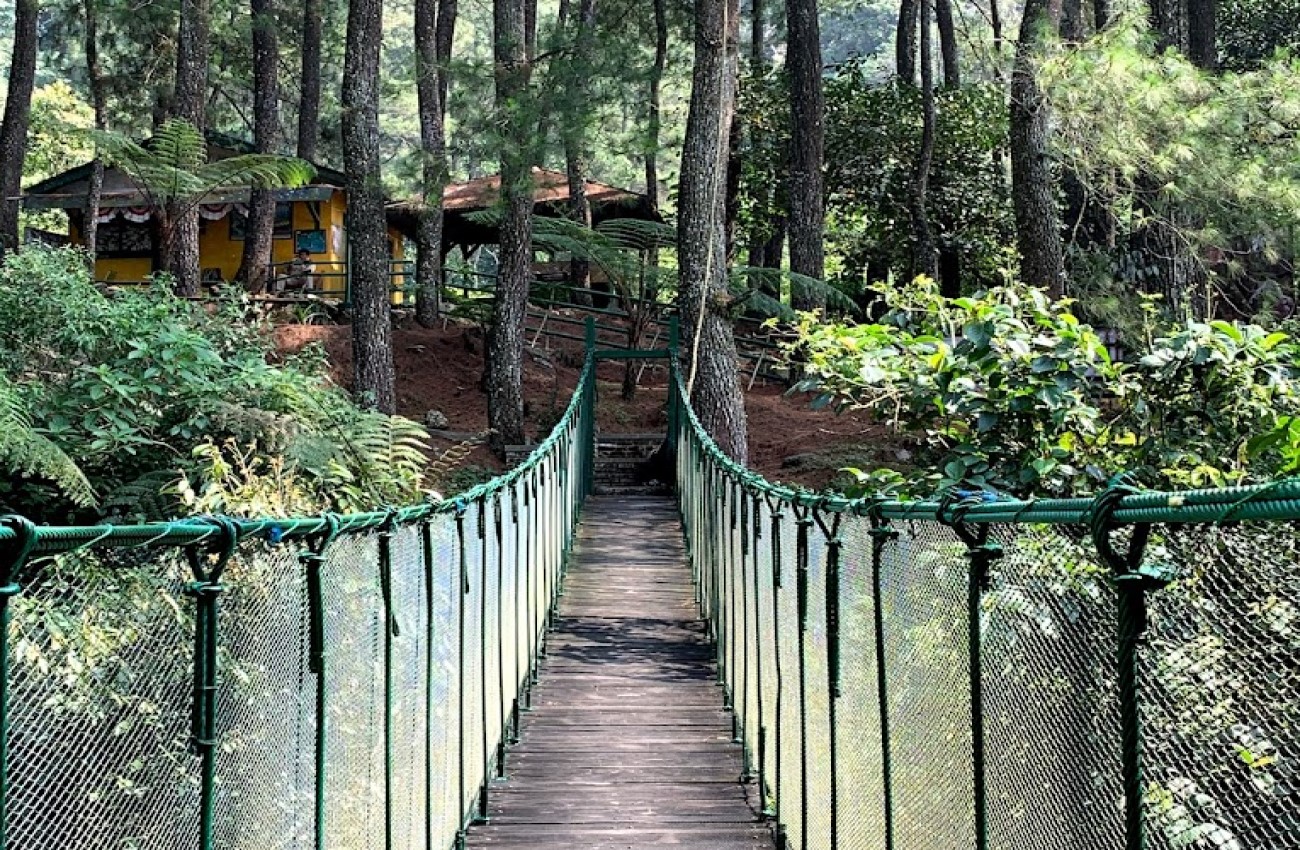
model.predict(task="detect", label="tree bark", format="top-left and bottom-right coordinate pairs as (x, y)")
top-left (787, 0), bottom-right (825, 308)
top-left (895, 0), bottom-right (918, 84)
top-left (525, 0), bottom-right (538, 58)
top-left (909, 0), bottom-right (937, 278)
top-left (990, 0), bottom-right (1004, 57)
top-left (1093, 0), bottom-right (1110, 31)
top-left (1009, 0), bottom-right (1065, 297)
top-left (1060, 0), bottom-right (1084, 42)
top-left (415, 0), bottom-right (449, 326)
top-left (297, 0), bottom-right (322, 160)
top-left (678, 0), bottom-right (749, 464)
top-left (1187, 0), bottom-right (1216, 70)
top-left (82, 0), bottom-right (108, 269)
top-left (487, 0), bottom-right (533, 453)
top-left (436, 0), bottom-right (458, 116)
top-left (935, 0), bottom-right (960, 87)
top-left (0, 0), bottom-right (39, 256)
top-left (646, 0), bottom-right (667, 212)
top-left (750, 0), bottom-right (764, 69)
top-left (1149, 0), bottom-right (1182, 52)
top-left (563, 0), bottom-right (597, 299)
top-left (343, 0), bottom-right (396, 412)
top-left (169, 0), bottom-right (211, 294)
top-left (238, 0), bottom-right (281, 293)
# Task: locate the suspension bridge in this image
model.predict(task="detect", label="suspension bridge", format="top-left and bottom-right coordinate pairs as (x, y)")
top-left (0, 321), bottom-right (1296, 850)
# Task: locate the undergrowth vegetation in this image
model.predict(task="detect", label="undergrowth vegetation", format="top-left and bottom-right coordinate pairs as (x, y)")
top-left (791, 277), bottom-right (1300, 497)
top-left (0, 246), bottom-right (454, 522)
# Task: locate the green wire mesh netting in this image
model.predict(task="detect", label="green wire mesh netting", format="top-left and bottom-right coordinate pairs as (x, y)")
top-left (1141, 523), bottom-right (1300, 850)
top-left (671, 354), bottom-right (1300, 850)
top-left (8, 548), bottom-right (201, 850)
top-left (0, 355), bottom-right (591, 850)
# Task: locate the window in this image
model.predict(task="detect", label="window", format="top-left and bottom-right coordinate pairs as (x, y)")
top-left (229, 202), bottom-right (293, 240)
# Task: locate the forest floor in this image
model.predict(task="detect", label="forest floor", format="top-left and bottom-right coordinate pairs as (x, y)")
top-left (276, 318), bottom-right (899, 492)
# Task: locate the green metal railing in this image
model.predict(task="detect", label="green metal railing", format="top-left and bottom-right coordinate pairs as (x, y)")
top-left (671, 357), bottom-right (1300, 850)
top-left (0, 351), bottom-right (595, 850)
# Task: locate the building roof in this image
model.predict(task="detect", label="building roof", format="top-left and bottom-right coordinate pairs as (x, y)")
top-left (442, 167), bottom-right (649, 213)
top-left (22, 135), bottom-right (350, 210)
top-left (390, 167), bottom-right (660, 247)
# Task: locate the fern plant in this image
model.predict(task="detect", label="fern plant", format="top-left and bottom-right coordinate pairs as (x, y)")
top-left (0, 375), bottom-right (96, 509)
top-left (90, 119), bottom-right (315, 269)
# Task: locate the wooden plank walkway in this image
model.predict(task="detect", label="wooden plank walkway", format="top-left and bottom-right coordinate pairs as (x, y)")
top-left (463, 495), bottom-right (772, 849)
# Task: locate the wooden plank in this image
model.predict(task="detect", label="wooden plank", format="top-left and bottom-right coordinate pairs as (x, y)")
top-left (463, 495), bottom-right (773, 850)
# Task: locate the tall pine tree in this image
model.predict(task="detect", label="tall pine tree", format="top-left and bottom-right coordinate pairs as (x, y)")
top-left (679, 0), bottom-right (748, 463)
top-left (486, 0), bottom-right (534, 452)
top-left (343, 0), bottom-right (396, 411)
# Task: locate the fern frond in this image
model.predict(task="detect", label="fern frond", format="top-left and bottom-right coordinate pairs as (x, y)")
top-left (730, 267), bottom-right (859, 315)
top-left (193, 155), bottom-right (315, 195)
top-left (594, 219), bottom-right (677, 251)
top-left (101, 470), bottom-right (181, 521)
top-left (0, 378), bottom-right (97, 507)
top-left (89, 118), bottom-right (315, 209)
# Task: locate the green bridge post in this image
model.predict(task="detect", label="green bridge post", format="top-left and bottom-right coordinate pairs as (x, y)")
top-left (0, 517), bottom-right (37, 850)
top-left (182, 517), bottom-right (239, 850)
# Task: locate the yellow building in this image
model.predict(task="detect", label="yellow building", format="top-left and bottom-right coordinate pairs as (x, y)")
top-left (23, 138), bottom-right (410, 301)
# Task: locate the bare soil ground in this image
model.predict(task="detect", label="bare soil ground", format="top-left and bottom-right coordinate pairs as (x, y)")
top-left (275, 319), bottom-right (896, 491)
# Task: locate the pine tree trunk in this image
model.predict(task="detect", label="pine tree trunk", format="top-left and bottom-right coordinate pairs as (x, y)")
top-left (1139, 0), bottom-right (1208, 314)
top-left (82, 0), bottom-right (108, 269)
top-left (646, 0), bottom-right (667, 211)
top-left (645, 0), bottom-right (666, 273)
top-left (487, 0), bottom-right (533, 454)
top-left (679, 0), bottom-right (748, 464)
top-left (169, 0), bottom-right (211, 295)
top-left (1094, 0), bottom-right (1110, 31)
top-left (344, 0), bottom-right (396, 412)
top-left (750, 0), bottom-right (764, 67)
top-left (563, 0), bottom-right (597, 300)
top-left (525, 0), bottom-right (538, 58)
top-left (1149, 0), bottom-right (1182, 52)
top-left (895, 0), bottom-right (918, 84)
top-left (437, 0), bottom-right (458, 109)
top-left (0, 0), bottom-right (39, 256)
top-left (990, 0), bottom-right (1004, 55)
top-left (238, 0), bottom-right (281, 293)
top-left (1187, 0), bottom-right (1216, 69)
top-left (1060, 0), bottom-right (1084, 41)
top-left (297, 0), bottom-right (322, 160)
top-left (935, 0), bottom-right (960, 87)
top-left (415, 0), bottom-right (449, 326)
top-left (909, 0), bottom-right (937, 278)
top-left (787, 0), bottom-right (825, 308)
top-left (1009, 0), bottom-right (1065, 297)
top-left (724, 110), bottom-right (742, 262)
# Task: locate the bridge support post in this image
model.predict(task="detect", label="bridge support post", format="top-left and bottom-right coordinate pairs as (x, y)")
top-left (0, 516), bottom-right (38, 850)
top-left (300, 516), bottom-right (341, 850)
top-left (378, 512), bottom-right (399, 850)
top-left (940, 500), bottom-right (1004, 850)
top-left (765, 500), bottom-right (786, 842)
top-left (866, 508), bottom-right (898, 850)
top-left (181, 517), bottom-right (239, 850)
top-left (1090, 486), bottom-right (1162, 850)
top-left (792, 506), bottom-right (814, 850)
top-left (811, 508), bottom-right (845, 850)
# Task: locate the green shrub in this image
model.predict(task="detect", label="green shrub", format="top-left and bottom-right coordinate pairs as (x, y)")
top-left (0, 246), bottom-right (434, 521)
top-left (792, 277), bottom-right (1300, 496)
